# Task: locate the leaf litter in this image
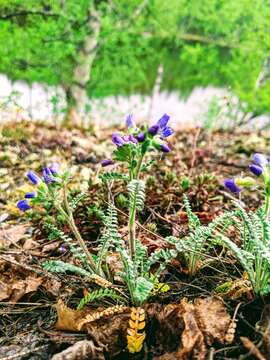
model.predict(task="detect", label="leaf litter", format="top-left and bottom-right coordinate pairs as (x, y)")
top-left (1, 121), bottom-right (270, 358)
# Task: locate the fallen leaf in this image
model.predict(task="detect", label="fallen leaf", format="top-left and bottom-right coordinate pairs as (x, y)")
top-left (51, 340), bottom-right (104, 360)
top-left (0, 224), bottom-right (28, 248)
top-left (148, 297), bottom-right (231, 360)
top-left (0, 276), bottom-right (42, 302)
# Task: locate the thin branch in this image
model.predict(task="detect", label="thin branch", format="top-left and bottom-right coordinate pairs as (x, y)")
top-left (0, 10), bottom-right (59, 20)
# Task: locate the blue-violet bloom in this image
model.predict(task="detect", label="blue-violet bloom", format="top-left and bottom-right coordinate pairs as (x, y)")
top-left (17, 199), bottom-right (31, 212)
top-left (253, 153), bottom-right (268, 167)
top-left (27, 171), bottom-right (40, 185)
top-left (101, 159), bottom-right (114, 167)
top-left (148, 124), bottom-right (160, 136)
top-left (25, 191), bottom-right (37, 198)
top-left (42, 167), bottom-right (56, 184)
top-left (136, 132), bottom-right (145, 142)
top-left (161, 126), bottom-right (174, 139)
top-left (160, 143), bottom-right (171, 153)
top-left (249, 164), bottom-right (263, 177)
top-left (50, 162), bottom-right (60, 175)
top-left (126, 114), bottom-right (135, 128)
top-left (224, 178), bottom-right (241, 194)
top-left (112, 133), bottom-right (125, 147)
top-left (157, 113), bottom-right (170, 129)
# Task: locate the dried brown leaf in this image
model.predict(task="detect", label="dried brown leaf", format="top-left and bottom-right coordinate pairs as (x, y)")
top-left (54, 301), bottom-right (130, 357)
top-left (148, 297), bottom-right (231, 360)
top-left (55, 300), bottom-right (85, 332)
top-left (0, 224), bottom-right (28, 248)
top-left (51, 340), bottom-right (104, 360)
top-left (0, 275), bottom-right (42, 302)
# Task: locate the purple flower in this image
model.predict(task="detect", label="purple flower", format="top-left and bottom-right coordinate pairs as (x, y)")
top-left (25, 191), bottom-right (37, 198)
top-left (128, 135), bottom-right (138, 144)
top-left (148, 124), bottom-right (160, 136)
top-left (42, 167), bottom-right (56, 184)
top-left (148, 114), bottom-right (172, 138)
top-left (126, 114), bottom-right (135, 128)
top-left (157, 114), bottom-right (170, 129)
top-left (224, 178), bottom-right (241, 194)
top-left (161, 126), bottom-right (174, 139)
top-left (136, 132), bottom-right (145, 142)
top-left (101, 159), bottom-right (114, 167)
top-left (112, 133), bottom-right (125, 147)
top-left (26, 171), bottom-right (40, 185)
top-left (49, 162), bottom-right (60, 175)
top-left (249, 164), bottom-right (263, 177)
top-left (59, 245), bottom-right (67, 254)
top-left (160, 143), bottom-right (171, 153)
top-left (253, 153), bottom-right (268, 167)
top-left (17, 199), bottom-right (31, 212)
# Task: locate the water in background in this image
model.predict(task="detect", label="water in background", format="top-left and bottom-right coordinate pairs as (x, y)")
top-left (0, 74), bottom-right (268, 129)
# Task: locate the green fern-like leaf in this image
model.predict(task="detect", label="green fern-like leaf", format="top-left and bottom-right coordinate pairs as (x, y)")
top-left (77, 288), bottom-right (126, 310)
top-left (99, 172), bottom-right (129, 183)
top-left (183, 194), bottom-right (201, 230)
top-left (43, 260), bottom-right (91, 277)
top-left (133, 276), bottom-right (154, 305)
top-left (128, 180), bottom-right (145, 211)
top-left (97, 203), bottom-right (122, 270)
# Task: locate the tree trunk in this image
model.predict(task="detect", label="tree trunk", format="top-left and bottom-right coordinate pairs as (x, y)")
top-left (148, 64), bottom-right (164, 119)
top-left (64, 7), bottom-right (100, 127)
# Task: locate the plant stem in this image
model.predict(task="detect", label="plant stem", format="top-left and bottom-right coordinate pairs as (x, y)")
top-left (61, 183), bottom-right (100, 275)
top-left (128, 154), bottom-right (145, 260)
top-left (128, 199), bottom-right (137, 260)
top-left (264, 195), bottom-right (270, 218)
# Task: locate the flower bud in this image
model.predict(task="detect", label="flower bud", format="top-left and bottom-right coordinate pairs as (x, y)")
top-left (224, 178), bottom-right (241, 193)
top-left (17, 199), bottom-right (31, 211)
top-left (148, 124), bottom-right (160, 136)
top-left (160, 143), bottom-right (171, 153)
top-left (24, 191), bottom-right (37, 198)
top-left (26, 171), bottom-right (41, 185)
top-left (253, 153), bottom-right (268, 167)
top-left (101, 159), bottom-right (114, 167)
top-left (249, 164), bottom-right (263, 177)
top-left (235, 176), bottom-right (256, 187)
top-left (112, 133), bottom-right (125, 147)
top-left (136, 132), bottom-right (145, 142)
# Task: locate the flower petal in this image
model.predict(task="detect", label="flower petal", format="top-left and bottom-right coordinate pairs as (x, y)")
top-left (249, 164), bottom-right (263, 176)
top-left (26, 171), bottom-right (40, 185)
top-left (17, 199), bottom-right (31, 211)
top-left (157, 114), bottom-right (170, 129)
top-left (224, 178), bottom-right (241, 194)
top-left (253, 153), bottom-right (268, 167)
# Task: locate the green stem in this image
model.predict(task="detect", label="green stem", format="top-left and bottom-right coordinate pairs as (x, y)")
top-left (61, 184), bottom-right (101, 276)
top-left (128, 199), bottom-right (137, 260)
top-left (128, 154), bottom-right (145, 260)
top-left (264, 195), bottom-right (270, 218)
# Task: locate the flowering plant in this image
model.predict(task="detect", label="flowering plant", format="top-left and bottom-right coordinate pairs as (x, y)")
top-left (101, 113), bottom-right (173, 180)
top-left (224, 153), bottom-right (270, 216)
top-left (16, 163), bottom-right (99, 275)
top-left (101, 114), bottom-right (174, 260)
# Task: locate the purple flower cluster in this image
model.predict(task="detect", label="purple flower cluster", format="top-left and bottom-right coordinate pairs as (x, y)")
top-left (101, 113), bottom-right (174, 166)
top-left (17, 162), bottom-right (60, 212)
top-left (224, 153), bottom-right (267, 194)
top-left (148, 113), bottom-right (173, 141)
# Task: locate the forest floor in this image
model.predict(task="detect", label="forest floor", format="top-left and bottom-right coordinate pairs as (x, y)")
top-left (1, 121), bottom-right (270, 359)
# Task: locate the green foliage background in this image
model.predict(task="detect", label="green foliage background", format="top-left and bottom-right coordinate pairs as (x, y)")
top-left (0, 0), bottom-right (269, 115)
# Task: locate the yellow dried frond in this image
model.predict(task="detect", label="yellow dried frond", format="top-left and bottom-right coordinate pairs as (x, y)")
top-left (78, 305), bottom-right (128, 330)
top-left (89, 274), bottom-right (113, 288)
top-left (127, 307), bottom-right (146, 354)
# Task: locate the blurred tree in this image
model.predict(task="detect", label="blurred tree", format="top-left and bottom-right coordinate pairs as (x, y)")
top-left (0, 0), bottom-right (269, 124)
